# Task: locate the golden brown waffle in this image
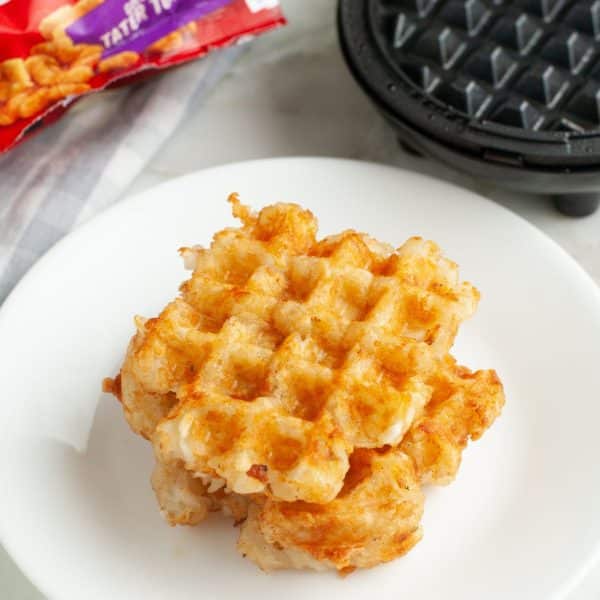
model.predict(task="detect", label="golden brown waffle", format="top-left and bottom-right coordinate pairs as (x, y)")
top-left (107, 196), bottom-right (504, 573)
top-left (238, 447), bottom-right (425, 572)
top-left (400, 356), bottom-right (505, 485)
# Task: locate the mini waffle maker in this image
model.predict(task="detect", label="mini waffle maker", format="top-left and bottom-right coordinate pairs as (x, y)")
top-left (338, 0), bottom-right (600, 216)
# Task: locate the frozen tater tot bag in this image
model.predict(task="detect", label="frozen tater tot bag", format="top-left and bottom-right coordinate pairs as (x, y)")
top-left (0, 0), bottom-right (284, 152)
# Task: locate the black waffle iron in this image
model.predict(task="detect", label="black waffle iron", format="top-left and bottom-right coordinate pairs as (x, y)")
top-left (338, 0), bottom-right (600, 215)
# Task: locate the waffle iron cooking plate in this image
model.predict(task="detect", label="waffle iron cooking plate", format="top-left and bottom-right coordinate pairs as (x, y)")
top-left (339, 0), bottom-right (600, 215)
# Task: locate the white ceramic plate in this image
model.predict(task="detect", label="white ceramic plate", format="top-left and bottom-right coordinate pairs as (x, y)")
top-left (1, 158), bottom-right (600, 600)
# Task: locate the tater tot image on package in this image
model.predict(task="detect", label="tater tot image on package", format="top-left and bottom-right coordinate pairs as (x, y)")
top-left (0, 0), bottom-right (285, 151)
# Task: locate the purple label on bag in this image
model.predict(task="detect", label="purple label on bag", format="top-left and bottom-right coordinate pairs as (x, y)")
top-left (66, 0), bottom-right (232, 57)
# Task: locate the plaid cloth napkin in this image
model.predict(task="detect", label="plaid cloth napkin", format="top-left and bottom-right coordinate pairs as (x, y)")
top-left (0, 45), bottom-right (243, 304)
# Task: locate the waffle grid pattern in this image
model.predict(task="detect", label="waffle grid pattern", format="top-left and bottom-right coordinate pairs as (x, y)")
top-left (114, 198), bottom-right (506, 572)
top-left (152, 200), bottom-right (478, 504)
top-left (372, 0), bottom-right (600, 132)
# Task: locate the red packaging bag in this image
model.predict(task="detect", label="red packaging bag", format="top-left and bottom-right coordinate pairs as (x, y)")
top-left (0, 0), bottom-right (285, 153)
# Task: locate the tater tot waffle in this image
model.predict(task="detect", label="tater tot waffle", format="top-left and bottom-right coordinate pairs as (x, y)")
top-left (105, 195), bottom-right (504, 573)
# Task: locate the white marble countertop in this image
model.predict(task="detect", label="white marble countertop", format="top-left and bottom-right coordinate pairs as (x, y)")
top-left (2, 0), bottom-right (600, 597)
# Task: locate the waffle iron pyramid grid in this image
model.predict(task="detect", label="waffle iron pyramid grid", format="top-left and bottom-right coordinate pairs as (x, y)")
top-left (372, 0), bottom-right (600, 132)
